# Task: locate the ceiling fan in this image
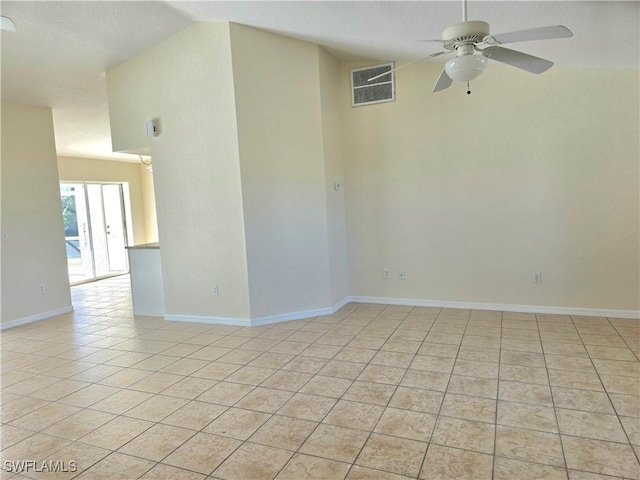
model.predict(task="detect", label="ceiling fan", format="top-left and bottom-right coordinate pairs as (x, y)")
top-left (369, 0), bottom-right (573, 93)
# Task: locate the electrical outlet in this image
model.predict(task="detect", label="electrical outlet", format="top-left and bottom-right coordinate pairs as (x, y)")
top-left (398, 271), bottom-right (406, 280)
top-left (212, 285), bottom-right (219, 296)
top-left (383, 269), bottom-right (390, 279)
top-left (38, 284), bottom-right (46, 294)
top-left (533, 273), bottom-right (542, 284)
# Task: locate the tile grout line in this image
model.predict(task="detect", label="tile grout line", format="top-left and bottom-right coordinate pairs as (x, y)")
top-left (311, 305), bottom-right (420, 479)
top-left (2, 277), bottom-right (638, 480)
top-left (491, 309), bottom-right (504, 480)
top-left (572, 315), bottom-right (640, 467)
top-left (267, 305), bottom-right (381, 480)
top-left (416, 307), bottom-right (471, 480)
top-left (539, 312), bottom-right (570, 478)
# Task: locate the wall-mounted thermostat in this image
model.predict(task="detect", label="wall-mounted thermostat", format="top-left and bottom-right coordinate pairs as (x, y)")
top-left (146, 119), bottom-right (160, 138)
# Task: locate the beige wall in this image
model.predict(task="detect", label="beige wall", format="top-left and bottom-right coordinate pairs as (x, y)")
top-left (341, 62), bottom-right (639, 311)
top-left (138, 163), bottom-right (158, 243)
top-left (1, 103), bottom-right (72, 325)
top-left (107, 21), bottom-right (638, 319)
top-left (319, 47), bottom-right (349, 306)
top-left (57, 155), bottom-right (156, 245)
top-left (229, 24), bottom-right (334, 317)
top-left (107, 22), bottom-right (251, 320)
top-left (107, 22), bottom-right (348, 321)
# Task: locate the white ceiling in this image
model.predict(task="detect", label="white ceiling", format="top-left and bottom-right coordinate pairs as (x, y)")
top-left (2, 1), bottom-right (638, 163)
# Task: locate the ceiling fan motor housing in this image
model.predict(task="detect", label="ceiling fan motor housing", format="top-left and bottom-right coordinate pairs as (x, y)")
top-left (442, 22), bottom-right (491, 83)
top-left (442, 21), bottom-right (490, 49)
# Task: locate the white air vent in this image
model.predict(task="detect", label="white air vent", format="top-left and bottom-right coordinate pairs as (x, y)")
top-left (351, 63), bottom-right (395, 107)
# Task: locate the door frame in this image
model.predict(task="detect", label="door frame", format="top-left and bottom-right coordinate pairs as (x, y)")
top-left (61, 181), bottom-right (131, 286)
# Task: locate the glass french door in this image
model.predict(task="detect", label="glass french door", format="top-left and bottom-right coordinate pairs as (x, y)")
top-left (60, 182), bottom-right (129, 284)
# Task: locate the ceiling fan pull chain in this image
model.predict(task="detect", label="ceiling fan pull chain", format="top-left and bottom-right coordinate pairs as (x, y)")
top-left (466, 81), bottom-right (471, 95)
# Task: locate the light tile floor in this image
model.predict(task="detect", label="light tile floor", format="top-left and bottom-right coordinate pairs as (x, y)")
top-left (1, 275), bottom-right (639, 480)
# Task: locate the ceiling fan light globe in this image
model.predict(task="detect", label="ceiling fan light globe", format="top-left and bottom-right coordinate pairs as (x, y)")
top-left (0, 16), bottom-right (17, 32)
top-left (444, 54), bottom-right (488, 82)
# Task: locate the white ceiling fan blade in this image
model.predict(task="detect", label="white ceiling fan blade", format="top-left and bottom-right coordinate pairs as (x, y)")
top-left (483, 46), bottom-right (553, 74)
top-left (1, 16), bottom-right (17, 32)
top-left (367, 52), bottom-right (446, 82)
top-left (432, 68), bottom-right (453, 92)
top-left (487, 25), bottom-right (572, 45)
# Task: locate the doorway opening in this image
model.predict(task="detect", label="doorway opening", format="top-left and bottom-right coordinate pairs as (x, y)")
top-left (60, 182), bottom-right (130, 285)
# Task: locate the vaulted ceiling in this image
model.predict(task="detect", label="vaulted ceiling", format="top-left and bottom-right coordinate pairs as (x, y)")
top-left (1, 1), bottom-right (638, 162)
